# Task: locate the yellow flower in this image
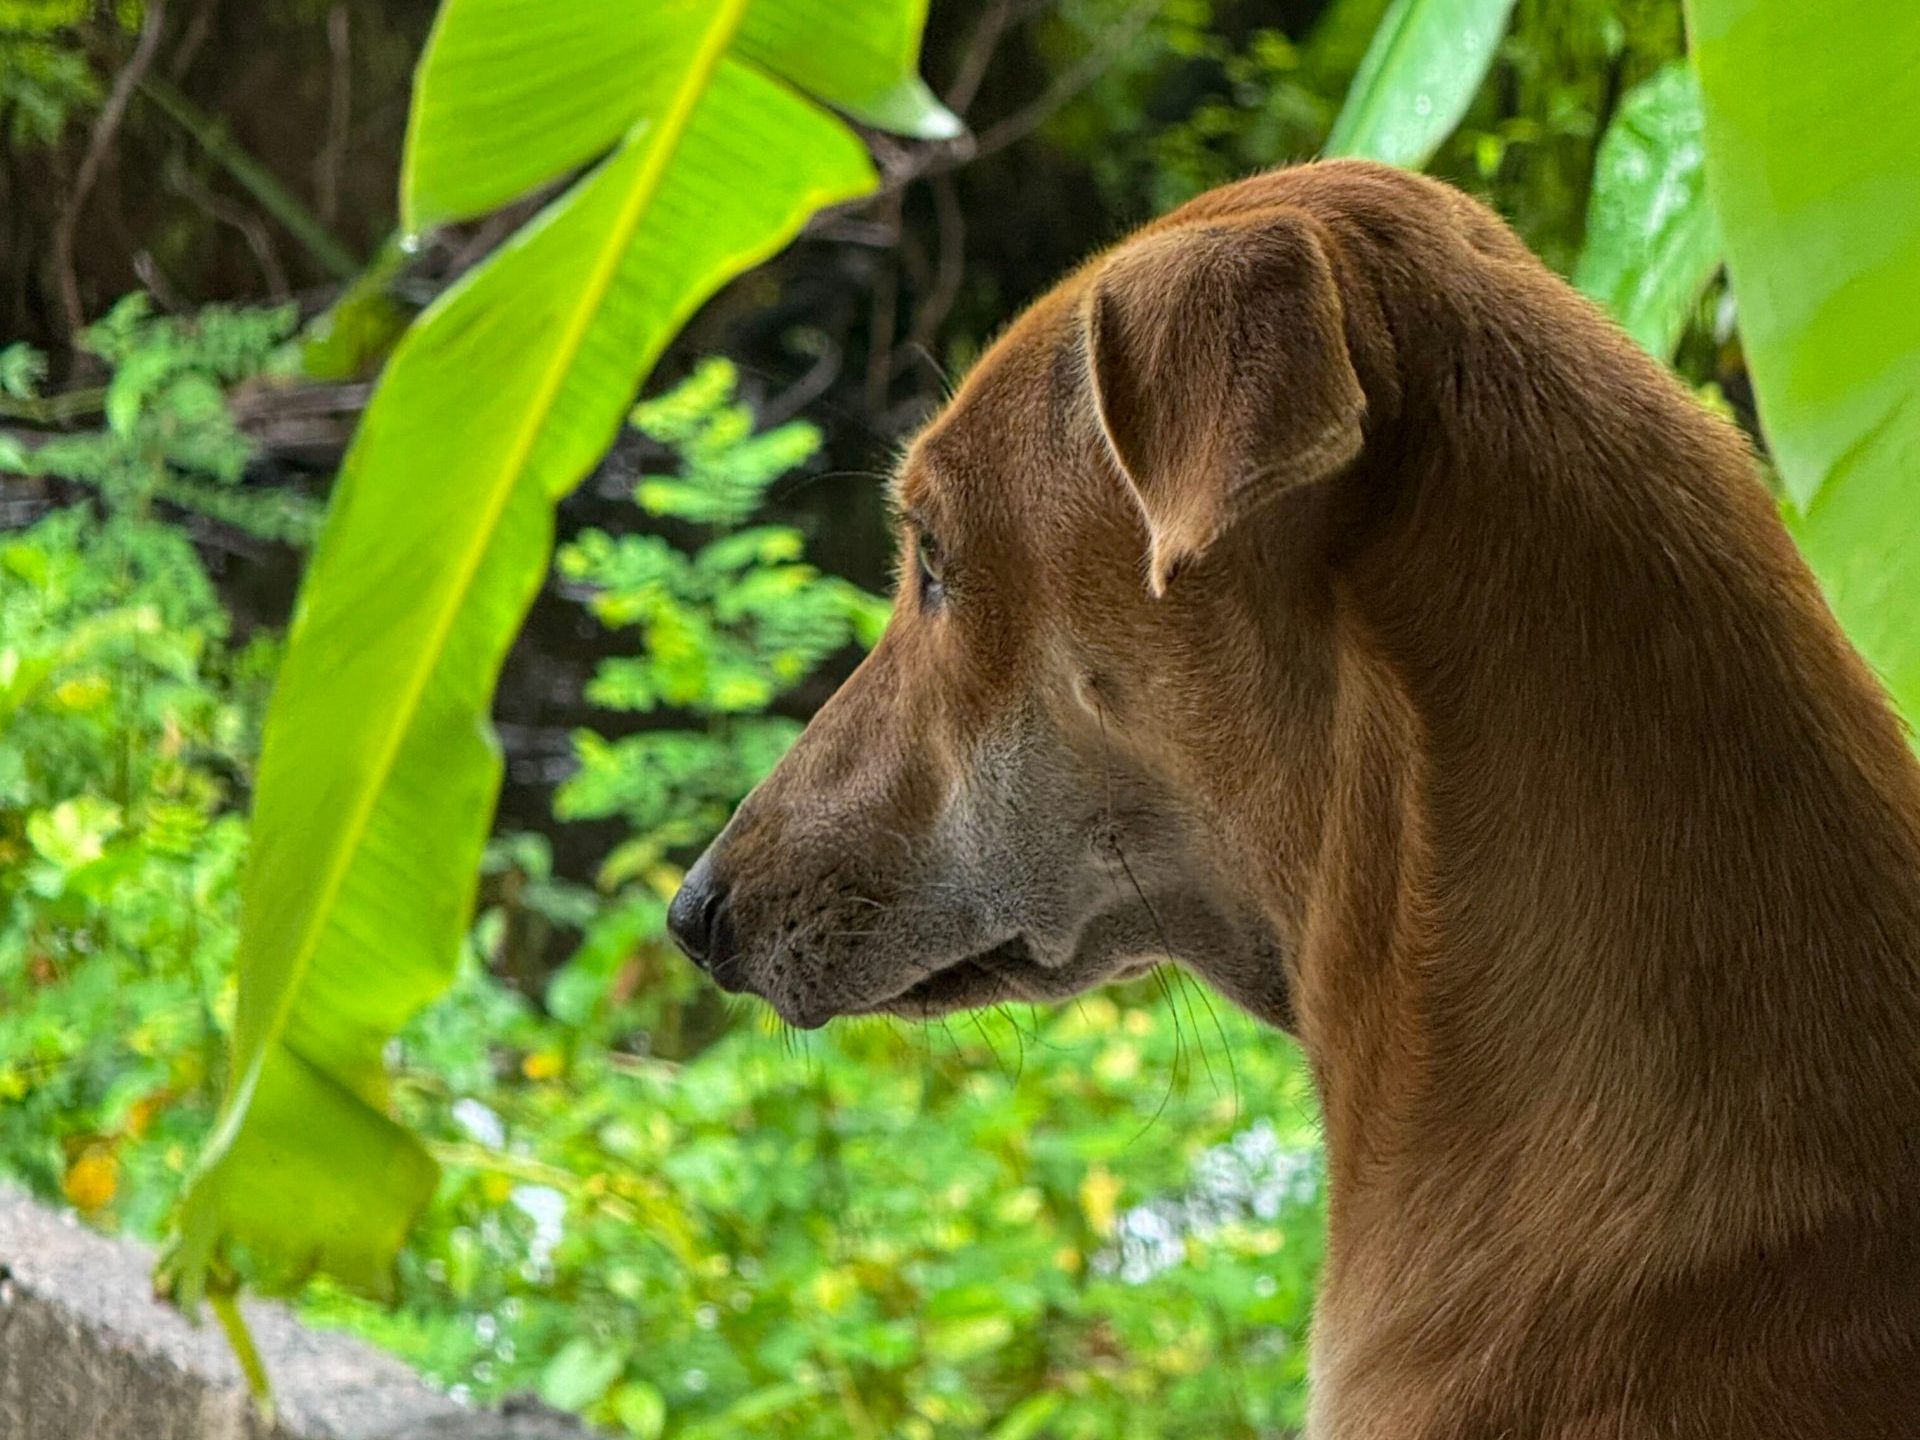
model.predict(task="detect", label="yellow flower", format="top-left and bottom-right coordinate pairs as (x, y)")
top-left (1079, 1165), bottom-right (1121, 1238)
top-left (63, 1148), bottom-right (118, 1214)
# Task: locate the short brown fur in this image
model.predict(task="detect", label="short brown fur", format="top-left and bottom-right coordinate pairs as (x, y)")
top-left (680, 162), bottom-right (1920, 1437)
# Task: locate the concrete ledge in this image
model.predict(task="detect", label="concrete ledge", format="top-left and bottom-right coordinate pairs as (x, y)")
top-left (0, 1188), bottom-right (589, 1440)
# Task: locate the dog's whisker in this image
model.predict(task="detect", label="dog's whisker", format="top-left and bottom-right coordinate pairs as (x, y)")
top-left (1127, 961), bottom-right (1189, 1145)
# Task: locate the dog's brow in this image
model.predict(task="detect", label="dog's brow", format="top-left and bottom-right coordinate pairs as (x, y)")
top-left (890, 451), bottom-right (940, 524)
top-left (898, 505), bottom-right (937, 542)
top-left (885, 473), bottom-right (923, 526)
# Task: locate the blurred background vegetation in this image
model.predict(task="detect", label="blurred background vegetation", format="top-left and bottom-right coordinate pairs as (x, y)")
top-left (2, 0), bottom-right (1912, 1435)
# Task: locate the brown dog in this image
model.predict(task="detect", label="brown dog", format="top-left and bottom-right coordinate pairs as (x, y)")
top-left (667, 161), bottom-right (1920, 1437)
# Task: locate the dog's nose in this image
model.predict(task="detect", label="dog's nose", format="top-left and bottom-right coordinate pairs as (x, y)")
top-left (667, 854), bottom-right (731, 975)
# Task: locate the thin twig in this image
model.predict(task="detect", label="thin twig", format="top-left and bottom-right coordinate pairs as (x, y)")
top-left (804, 4), bottom-right (1149, 245)
top-left (902, 170), bottom-right (966, 373)
top-left (131, 251), bottom-right (187, 312)
top-left (945, 0), bottom-right (1015, 114)
top-left (863, 190), bottom-right (904, 418)
top-left (168, 159), bottom-right (290, 298)
top-left (168, 0), bottom-right (218, 80)
top-left (760, 334), bottom-right (846, 429)
top-left (316, 5), bottom-right (352, 227)
top-left (52, 0), bottom-right (170, 340)
top-left (138, 74), bottom-right (361, 278)
top-left (973, 0), bottom-right (1161, 159)
top-left (0, 387), bottom-right (109, 426)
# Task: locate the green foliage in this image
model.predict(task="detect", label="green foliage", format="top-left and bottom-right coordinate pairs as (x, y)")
top-left (0, 496), bottom-right (270, 1241)
top-left (163, 0), bottom-right (944, 1309)
top-left (0, 297), bottom-right (318, 545)
top-left (1042, 0), bottom-right (1689, 286)
top-left (1687, 0), bottom-right (1920, 731)
top-left (401, 0), bottom-right (955, 231)
top-left (1040, 1), bottom-right (1345, 216)
top-left (526, 359), bottom-right (890, 1062)
top-left (1446, 0), bottom-right (1689, 273)
top-left (1572, 62), bottom-right (1719, 360)
top-left (0, 290), bottom-right (288, 1241)
top-left (0, 340), bottom-right (48, 398)
top-left (1324, 0), bottom-right (1517, 168)
top-left (555, 360), bottom-right (887, 886)
top-left (306, 966), bottom-right (1322, 1440)
top-left (0, 0), bottom-right (117, 146)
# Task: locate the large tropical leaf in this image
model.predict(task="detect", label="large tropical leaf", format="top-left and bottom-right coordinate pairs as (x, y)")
top-left (733, 0), bottom-right (961, 141)
top-left (403, 0), bottom-right (958, 230)
top-left (1322, 0), bottom-right (1517, 169)
top-left (163, 0), bottom-right (941, 1302)
top-left (1572, 63), bottom-right (1720, 361)
top-left (1687, 0), bottom-right (1920, 724)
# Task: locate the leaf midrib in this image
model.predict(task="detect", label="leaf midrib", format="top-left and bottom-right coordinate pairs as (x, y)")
top-left (224, 0), bottom-right (756, 1136)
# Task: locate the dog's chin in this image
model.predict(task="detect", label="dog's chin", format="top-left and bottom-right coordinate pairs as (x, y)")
top-left (763, 935), bottom-right (1104, 1029)
top-left (840, 935), bottom-right (1164, 1026)
top-left (750, 893), bottom-right (1282, 1030)
top-left (859, 937), bottom-right (1051, 1021)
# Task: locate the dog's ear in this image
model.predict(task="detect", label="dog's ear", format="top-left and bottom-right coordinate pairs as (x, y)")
top-left (1085, 208), bottom-right (1367, 595)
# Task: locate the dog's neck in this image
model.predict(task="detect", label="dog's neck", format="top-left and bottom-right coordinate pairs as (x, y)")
top-left (1265, 315), bottom-right (1920, 1434)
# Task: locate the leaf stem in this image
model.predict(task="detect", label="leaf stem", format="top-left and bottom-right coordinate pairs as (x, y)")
top-left (209, 1288), bottom-right (277, 1417)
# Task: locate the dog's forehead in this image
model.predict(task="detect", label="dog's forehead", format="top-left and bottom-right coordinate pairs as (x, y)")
top-left (898, 283), bottom-right (1090, 525)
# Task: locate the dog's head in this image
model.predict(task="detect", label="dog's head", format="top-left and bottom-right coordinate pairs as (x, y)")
top-left (668, 163), bottom-right (1460, 1029)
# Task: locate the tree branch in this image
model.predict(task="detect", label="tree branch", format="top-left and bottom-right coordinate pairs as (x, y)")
top-left (51, 0), bottom-right (170, 341)
top-left (973, 0), bottom-right (1160, 159)
top-left (138, 74), bottom-right (361, 279)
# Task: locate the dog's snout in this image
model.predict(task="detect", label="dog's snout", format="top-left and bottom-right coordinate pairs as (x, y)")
top-left (667, 855), bottom-right (732, 977)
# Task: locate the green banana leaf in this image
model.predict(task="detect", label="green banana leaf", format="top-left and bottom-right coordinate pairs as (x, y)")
top-left (163, 0), bottom-right (945, 1304)
top-left (1323, 0), bottom-right (1517, 169)
top-left (1687, 0), bottom-right (1920, 725)
top-left (403, 0), bottom-right (957, 230)
top-left (1573, 63), bottom-right (1720, 361)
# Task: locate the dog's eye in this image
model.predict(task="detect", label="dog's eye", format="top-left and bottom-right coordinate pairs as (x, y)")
top-left (915, 531), bottom-right (945, 607)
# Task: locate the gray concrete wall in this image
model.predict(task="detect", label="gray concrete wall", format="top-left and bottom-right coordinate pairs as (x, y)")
top-left (0, 1189), bottom-right (590, 1440)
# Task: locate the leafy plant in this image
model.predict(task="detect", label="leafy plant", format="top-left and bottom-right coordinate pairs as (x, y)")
top-left (1041, 2), bottom-right (1345, 217)
top-left (0, 0), bottom-right (117, 147)
top-left (555, 359), bottom-right (887, 884)
top-left (1572, 61), bottom-right (1719, 359)
top-left (1323, 0), bottom-right (1518, 168)
top-left (529, 358), bottom-right (887, 1057)
top-left (1686, 0), bottom-right (1920, 729)
top-left (1, 286), bottom-right (290, 1244)
top-left (163, 0), bottom-right (954, 1310)
top-left (306, 969), bottom-right (1324, 1439)
top-left (0, 297), bottom-right (317, 544)
top-left (1044, 0), bottom-right (1687, 291)
top-left (0, 500), bottom-right (271, 1244)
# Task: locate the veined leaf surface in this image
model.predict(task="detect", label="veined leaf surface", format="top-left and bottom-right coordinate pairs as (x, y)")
top-left (1323, 0), bottom-right (1517, 169)
top-left (403, 0), bottom-right (958, 229)
top-left (1573, 63), bottom-right (1720, 361)
top-left (1687, 0), bottom-right (1920, 724)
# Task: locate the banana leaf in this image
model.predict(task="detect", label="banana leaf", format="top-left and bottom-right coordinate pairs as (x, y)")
top-left (1687, 0), bottom-right (1920, 725)
top-left (162, 0), bottom-right (951, 1303)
